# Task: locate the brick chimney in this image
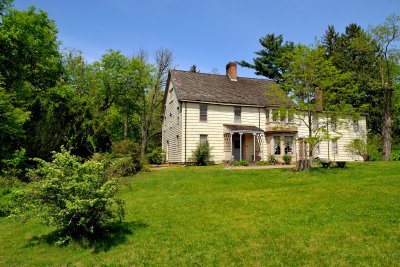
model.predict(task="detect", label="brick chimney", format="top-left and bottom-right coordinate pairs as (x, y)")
top-left (226, 62), bottom-right (237, 81)
top-left (315, 88), bottom-right (323, 111)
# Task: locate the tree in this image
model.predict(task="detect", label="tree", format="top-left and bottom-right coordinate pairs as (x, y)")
top-left (322, 24), bottom-right (382, 135)
top-left (0, 0), bottom-right (12, 17)
top-left (138, 48), bottom-right (173, 157)
top-left (189, 65), bottom-right (200, 73)
top-left (0, 85), bottom-right (29, 164)
top-left (370, 14), bottom-right (400, 161)
top-left (238, 33), bottom-right (294, 83)
top-left (278, 44), bottom-right (355, 170)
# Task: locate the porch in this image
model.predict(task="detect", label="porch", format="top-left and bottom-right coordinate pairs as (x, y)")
top-left (223, 124), bottom-right (265, 162)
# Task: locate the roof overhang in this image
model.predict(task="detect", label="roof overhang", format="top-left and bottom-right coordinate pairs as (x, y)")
top-left (223, 124), bottom-right (264, 134)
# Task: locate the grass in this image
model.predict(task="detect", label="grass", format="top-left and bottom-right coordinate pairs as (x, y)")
top-left (1, 162), bottom-right (399, 266)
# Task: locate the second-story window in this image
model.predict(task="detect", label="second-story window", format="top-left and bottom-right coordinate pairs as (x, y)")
top-left (280, 111), bottom-right (286, 123)
top-left (272, 109), bottom-right (279, 122)
top-left (353, 120), bottom-right (359, 132)
top-left (200, 103), bottom-right (207, 122)
top-left (266, 109), bottom-right (270, 123)
top-left (234, 106), bottom-right (241, 123)
top-left (288, 111), bottom-right (294, 123)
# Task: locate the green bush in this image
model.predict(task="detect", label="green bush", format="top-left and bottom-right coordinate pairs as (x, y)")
top-left (255, 161), bottom-right (268, 166)
top-left (268, 155), bottom-right (278, 165)
top-left (24, 148), bottom-right (124, 242)
top-left (367, 134), bottom-right (382, 161)
top-left (390, 149), bottom-right (400, 161)
top-left (146, 147), bottom-right (165, 165)
top-left (283, 154), bottom-right (292, 164)
top-left (191, 141), bottom-right (212, 166)
top-left (233, 160), bottom-right (249, 166)
top-left (92, 140), bottom-right (145, 177)
top-left (1, 148), bottom-right (27, 180)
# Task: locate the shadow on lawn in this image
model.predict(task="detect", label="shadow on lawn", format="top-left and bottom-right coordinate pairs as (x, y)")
top-left (25, 220), bottom-right (147, 253)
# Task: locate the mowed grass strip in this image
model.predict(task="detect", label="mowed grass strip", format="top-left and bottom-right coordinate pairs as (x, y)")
top-left (0, 162), bottom-right (399, 266)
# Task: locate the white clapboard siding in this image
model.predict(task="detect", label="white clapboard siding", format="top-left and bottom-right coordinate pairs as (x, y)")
top-left (181, 102), bottom-right (266, 162)
top-left (162, 81), bottom-right (182, 162)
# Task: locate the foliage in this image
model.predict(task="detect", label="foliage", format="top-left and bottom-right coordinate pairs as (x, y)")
top-left (146, 147), bottom-right (165, 165)
top-left (0, 87), bottom-right (29, 163)
top-left (390, 149), bottom-right (400, 161)
top-left (238, 33), bottom-right (294, 83)
top-left (345, 138), bottom-right (368, 157)
top-left (1, 148), bottom-right (27, 179)
top-left (191, 141), bottom-right (212, 166)
top-left (282, 154), bottom-right (292, 164)
top-left (255, 160), bottom-right (268, 166)
top-left (268, 155), bottom-right (278, 165)
top-left (367, 134), bottom-right (382, 161)
top-left (23, 148), bottom-right (124, 241)
top-left (233, 160), bottom-right (249, 166)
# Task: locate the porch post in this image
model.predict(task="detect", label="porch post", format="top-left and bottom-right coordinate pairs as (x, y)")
top-left (230, 132), bottom-right (233, 161)
top-left (253, 133), bottom-right (256, 161)
top-left (262, 134), bottom-right (265, 161)
top-left (239, 133), bottom-right (243, 161)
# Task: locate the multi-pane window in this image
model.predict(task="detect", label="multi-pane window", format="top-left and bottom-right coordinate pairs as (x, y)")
top-left (284, 136), bottom-right (294, 154)
top-left (266, 109), bottom-right (270, 123)
top-left (332, 140), bottom-right (338, 154)
top-left (274, 136), bottom-right (281, 155)
top-left (200, 134), bottom-right (208, 145)
top-left (200, 104), bottom-right (207, 121)
top-left (234, 106), bottom-right (241, 123)
top-left (353, 120), bottom-right (359, 131)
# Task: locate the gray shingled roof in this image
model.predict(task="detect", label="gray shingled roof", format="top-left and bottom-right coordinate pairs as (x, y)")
top-left (169, 70), bottom-right (293, 107)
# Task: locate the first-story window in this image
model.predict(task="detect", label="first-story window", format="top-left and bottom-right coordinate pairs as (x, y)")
top-left (332, 140), bottom-right (338, 154)
top-left (274, 136), bottom-right (281, 155)
top-left (200, 103), bottom-right (207, 121)
top-left (284, 136), bottom-right (294, 154)
top-left (314, 142), bottom-right (320, 155)
top-left (200, 134), bottom-right (208, 145)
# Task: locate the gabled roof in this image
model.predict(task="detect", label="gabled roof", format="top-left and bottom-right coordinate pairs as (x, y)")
top-left (167, 70), bottom-right (293, 107)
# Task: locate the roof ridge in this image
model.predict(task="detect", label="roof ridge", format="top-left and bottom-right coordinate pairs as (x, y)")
top-left (170, 69), bottom-right (274, 82)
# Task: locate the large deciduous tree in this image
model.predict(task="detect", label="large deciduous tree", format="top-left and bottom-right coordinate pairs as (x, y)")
top-left (370, 14), bottom-right (400, 161)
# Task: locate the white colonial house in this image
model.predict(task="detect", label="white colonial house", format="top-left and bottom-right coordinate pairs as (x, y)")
top-left (161, 62), bottom-right (367, 164)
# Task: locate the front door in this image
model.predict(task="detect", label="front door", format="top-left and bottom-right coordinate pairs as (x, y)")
top-left (232, 134), bottom-right (244, 160)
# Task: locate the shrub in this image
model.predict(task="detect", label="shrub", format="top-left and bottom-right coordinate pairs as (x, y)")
top-left (367, 134), bottom-right (382, 161)
top-left (268, 155), bottom-right (278, 165)
top-left (255, 161), bottom-right (268, 166)
top-left (233, 160), bottom-right (249, 166)
top-left (283, 154), bottom-right (292, 164)
top-left (345, 138), bottom-right (368, 160)
top-left (191, 141), bottom-right (212, 166)
top-left (92, 140), bottom-right (145, 177)
top-left (390, 149), bottom-right (400, 161)
top-left (146, 147), bottom-right (165, 165)
top-left (24, 148), bottom-right (124, 242)
top-left (1, 148), bottom-right (27, 180)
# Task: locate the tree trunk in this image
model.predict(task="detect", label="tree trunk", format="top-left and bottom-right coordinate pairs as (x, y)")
top-left (382, 86), bottom-right (393, 161)
top-left (124, 114), bottom-right (128, 140)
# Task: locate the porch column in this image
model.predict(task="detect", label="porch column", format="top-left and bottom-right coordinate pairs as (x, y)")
top-left (253, 133), bottom-right (256, 161)
top-left (262, 134), bottom-right (265, 160)
top-left (239, 133), bottom-right (243, 161)
top-left (230, 132), bottom-right (233, 161)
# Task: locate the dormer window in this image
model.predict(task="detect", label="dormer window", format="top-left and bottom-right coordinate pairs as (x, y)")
top-left (234, 106), bottom-right (241, 123)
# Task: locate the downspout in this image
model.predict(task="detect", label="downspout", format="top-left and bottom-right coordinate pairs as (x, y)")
top-left (185, 101), bottom-right (187, 163)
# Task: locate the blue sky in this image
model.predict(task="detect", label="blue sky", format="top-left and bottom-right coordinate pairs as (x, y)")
top-left (14, 0), bottom-right (400, 78)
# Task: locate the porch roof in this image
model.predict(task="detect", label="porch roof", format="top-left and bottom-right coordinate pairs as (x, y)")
top-left (224, 124), bottom-right (264, 134)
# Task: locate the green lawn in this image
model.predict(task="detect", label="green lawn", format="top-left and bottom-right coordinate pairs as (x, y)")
top-left (1, 162), bottom-right (399, 266)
